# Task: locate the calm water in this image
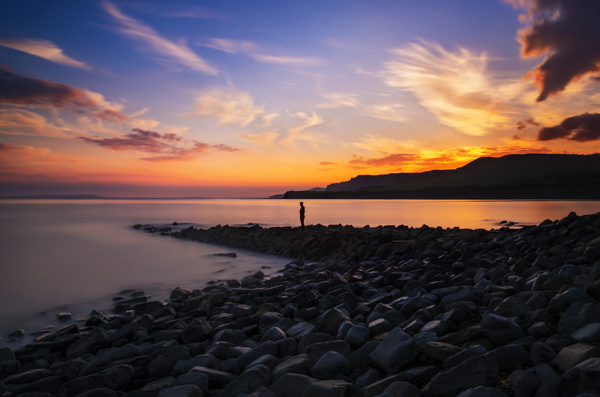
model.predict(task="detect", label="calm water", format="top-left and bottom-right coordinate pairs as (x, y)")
top-left (1, 198), bottom-right (599, 346)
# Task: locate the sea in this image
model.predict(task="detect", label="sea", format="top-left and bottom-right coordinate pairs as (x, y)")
top-left (1, 198), bottom-right (599, 346)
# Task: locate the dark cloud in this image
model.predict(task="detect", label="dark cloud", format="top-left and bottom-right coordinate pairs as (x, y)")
top-left (538, 112), bottom-right (600, 142)
top-left (516, 117), bottom-right (540, 130)
top-left (0, 67), bottom-right (126, 122)
top-left (515, 0), bottom-right (600, 101)
top-left (80, 128), bottom-right (239, 161)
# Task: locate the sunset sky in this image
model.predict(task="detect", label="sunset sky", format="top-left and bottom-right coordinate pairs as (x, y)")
top-left (1, 0), bottom-right (599, 197)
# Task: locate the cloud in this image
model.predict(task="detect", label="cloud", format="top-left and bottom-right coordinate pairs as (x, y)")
top-left (281, 111), bottom-right (325, 148)
top-left (204, 38), bottom-right (321, 66)
top-left (516, 117), bottom-right (540, 130)
top-left (383, 40), bottom-right (527, 136)
top-left (508, 0), bottom-right (600, 101)
top-left (538, 112), bottom-right (600, 142)
top-left (193, 88), bottom-right (264, 126)
top-left (0, 108), bottom-right (67, 138)
top-left (0, 68), bottom-right (126, 122)
top-left (102, 1), bottom-right (218, 75)
top-left (239, 131), bottom-right (279, 147)
top-left (80, 128), bottom-right (239, 161)
top-left (320, 92), bottom-right (405, 123)
top-left (345, 144), bottom-right (553, 172)
top-left (0, 38), bottom-right (90, 70)
top-left (0, 142), bottom-right (80, 164)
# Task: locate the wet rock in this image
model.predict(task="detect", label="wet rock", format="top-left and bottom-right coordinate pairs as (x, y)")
top-left (66, 327), bottom-right (110, 359)
top-left (188, 366), bottom-right (237, 388)
top-left (233, 340), bottom-right (278, 374)
top-left (272, 354), bottom-right (310, 381)
top-left (571, 323), bottom-right (600, 343)
top-left (557, 302), bottom-right (600, 335)
top-left (148, 345), bottom-right (190, 378)
top-left (318, 308), bottom-right (351, 336)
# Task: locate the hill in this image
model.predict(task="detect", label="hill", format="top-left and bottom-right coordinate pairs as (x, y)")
top-left (283, 154), bottom-right (600, 199)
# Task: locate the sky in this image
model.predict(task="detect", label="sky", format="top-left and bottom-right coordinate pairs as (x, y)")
top-left (1, 0), bottom-right (599, 198)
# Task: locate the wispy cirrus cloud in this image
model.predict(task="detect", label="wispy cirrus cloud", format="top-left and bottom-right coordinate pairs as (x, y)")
top-left (383, 40), bottom-right (527, 136)
top-left (319, 92), bottom-right (406, 123)
top-left (0, 68), bottom-right (126, 122)
top-left (0, 38), bottom-right (90, 70)
top-left (506, 0), bottom-right (600, 102)
top-left (238, 131), bottom-right (279, 148)
top-left (203, 38), bottom-right (321, 66)
top-left (193, 88), bottom-right (264, 126)
top-left (538, 113), bottom-right (600, 142)
top-left (102, 1), bottom-right (218, 75)
top-left (281, 111), bottom-right (325, 148)
top-left (0, 108), bottom-right (67, 138)
top-left (80, 128), bottom-right (239, 161)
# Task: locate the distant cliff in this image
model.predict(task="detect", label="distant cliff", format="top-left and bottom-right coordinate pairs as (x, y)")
top-left (284, 154), bottom-right (600, 199)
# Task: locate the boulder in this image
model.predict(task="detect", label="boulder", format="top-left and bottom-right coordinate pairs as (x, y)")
top-left (310, 351), bottom-right (351, 380)
top-left (558, 358), bottom-right (600, 396)
top-left (218, 364), bottom-right (271, 397)
top-left (268, 373), bottom-right (316, 397)
top-left (428, 356), bottom-right (499, 397)
top-left (369, 328), bottom-right (417, 374)
top-left (552, 343), bottom-right (600, 372)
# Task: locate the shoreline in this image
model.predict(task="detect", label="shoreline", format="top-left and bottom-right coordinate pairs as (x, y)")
top-left (1, 211), bottom-right (599, 396)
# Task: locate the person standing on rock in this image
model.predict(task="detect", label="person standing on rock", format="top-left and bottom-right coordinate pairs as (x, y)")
top-left (299, 202), bottom-right (305, 232)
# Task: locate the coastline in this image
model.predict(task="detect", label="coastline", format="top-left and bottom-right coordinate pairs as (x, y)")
top-left (1, 211), bottom-right (600, 396)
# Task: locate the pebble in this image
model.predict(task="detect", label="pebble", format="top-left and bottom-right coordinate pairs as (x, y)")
top-left (1, 211), bottom-right (599, 396)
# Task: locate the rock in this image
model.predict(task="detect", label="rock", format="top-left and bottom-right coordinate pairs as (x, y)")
top-left (268, 373), bottom-right (316, 397)
top-left (173, 356), bottom-right (220, 377)
top-left (456, 386), bottom-right (508, 397)
top-left (302, 380), bottom-right (354, 397)
top-left (57, 312), bottom-right (72, 321)
top-left (509, 369), bottom-right (542, 397)
top-left (558, 358), bottom-right (600, 396)
top-left (78, 343), bottom-right (142, 376)
top-left (76, 388), bottom-right (118, 397)
top-left (551, 343), bottom-right (600, 372)
top-left (310, 351), bottom-right (351, 380)
top-left (272, 355), bottom-right (311, 381)
top-left (344, 325), bottom-right (370, 348)
top-left (481, 312), bottom-right (525, 346)
top-left (6, 376), bottom-right (62, 396)
top-left (66, 327), bottom-right (110, 359)
top-left (494, 296), bottom-right (532, 317)
top-left (287, 322), bottom-right (316, 339)
top-left (158, 384), bottom-right (202, 397)
top-left (219, 364), bottom-right (271, 397)
top-left (148, 345), bottom-right (190, 378)
top-left (377, 381), bottom-right (421, 397)
top-left (369, 328), bottom-right (417, 374)
top-left (3, 368), bottom-right (53, 385)
top-left (484, 344), bottom-right (529, 372)
top-left (548, 288), bottom-right (596, 313)
top-left (188, 367), bottom-right (237, 389)
top-left (233, 341), bottom-right (278, 374)
top-left (571, 323), bottom-right (600, 343)
top-left (428, 356), bottom-right (499, 397)
top-left (529, 342), bottom-right (557, 365)
top-left (443, 345), bottom-right (487, 369)
top-left (58, 365), bottom-right (135, 396)
top-left (557, 302), bottom-right (600, 335)
top-left (422, 342), bottom-right (462, 362)
top-left (307, 340), bottom-right (351, 366)
top-left (318, 308), bottom-right (351, 336)
top-left (177, 372), bottom-right (209, 395)
top-left (180, 318), bottom-right (213, 344)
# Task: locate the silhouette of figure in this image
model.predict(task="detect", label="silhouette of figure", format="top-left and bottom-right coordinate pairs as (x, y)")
top-left (299, 202), bottom-right (305, 231)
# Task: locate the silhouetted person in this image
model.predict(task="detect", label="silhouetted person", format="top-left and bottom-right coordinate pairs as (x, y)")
top-left (299, 202), bottom-right (305, 232)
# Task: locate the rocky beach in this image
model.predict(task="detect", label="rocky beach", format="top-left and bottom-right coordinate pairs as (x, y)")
top-left (2, 211), bottom-right (600, 397)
